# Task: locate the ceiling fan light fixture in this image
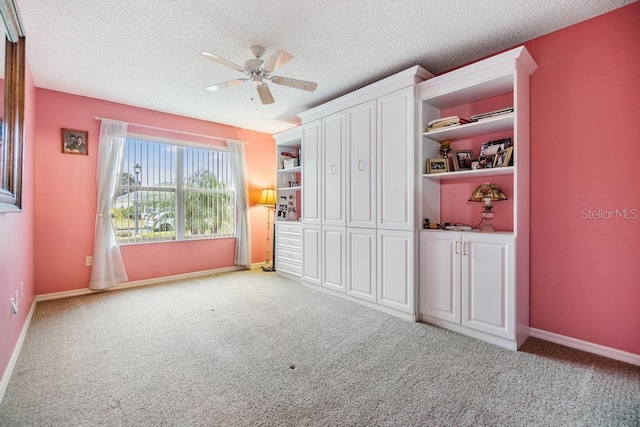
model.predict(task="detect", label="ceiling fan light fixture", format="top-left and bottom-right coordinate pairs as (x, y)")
top-left (201, 45), bottom-right (317, 105)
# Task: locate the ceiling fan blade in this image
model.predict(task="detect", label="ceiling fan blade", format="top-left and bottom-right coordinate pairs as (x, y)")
top-left (262, 48), bottom-right (293, 73)
top-left (201, 52), bottom-right (246, 72)
top-left (205, 79), bottom-right (248, 91)
top-left (270, 76), bottom-right (318, 92)
top-left (256, 83), bottom-right (275, 104)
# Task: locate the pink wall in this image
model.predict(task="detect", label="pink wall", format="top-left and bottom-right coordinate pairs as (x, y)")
top-left (525, 3), bottom-right (640, 354)
top-left (34, 90), bottom-right (275, 294)
top-left (0, 63), bottom-right (36, 380)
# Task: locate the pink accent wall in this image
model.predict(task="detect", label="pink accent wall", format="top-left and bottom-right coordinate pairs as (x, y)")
top-left (34, 89), bottom-right (275, 294)
top-left (0, 63), bottom-right (36, 380)
top-left (525, 3), bottom-right (640, 354)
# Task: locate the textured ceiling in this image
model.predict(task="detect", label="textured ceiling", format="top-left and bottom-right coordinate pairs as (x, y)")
top-left (14, 0), bottom-right (636, 134)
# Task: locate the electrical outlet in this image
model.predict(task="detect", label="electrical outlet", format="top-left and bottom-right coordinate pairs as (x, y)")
top-left (86, 256), bottom-right (93, 266)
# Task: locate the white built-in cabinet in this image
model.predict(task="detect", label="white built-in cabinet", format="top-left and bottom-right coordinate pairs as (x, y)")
top-left (299, 66), bottom-right (432, 321)
top-left (273, 128), bottom-right (303, 280)
top-left (278, 47), bottom-right (536, 350)
top-left (420, 231), bottom-right (515, 346)
top-left (417, 46), bottom-right (536, 350)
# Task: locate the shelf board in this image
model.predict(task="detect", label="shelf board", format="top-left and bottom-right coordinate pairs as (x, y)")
top-left (423, 166), bottom-right (514, 180)
top-left (277, 186), bottom-right (301, 191)
top-left (422, 113), bottom-right (514, 142)
top-left (277, 166), bottom-right (302, 174)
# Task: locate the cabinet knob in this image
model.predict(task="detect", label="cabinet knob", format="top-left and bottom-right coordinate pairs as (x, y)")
top-left (357, 160), bottom-right (365, 171)
top-left (455, 241), bottom-right (460, 254)
top-left (330, 164), bottom-right (337, 174)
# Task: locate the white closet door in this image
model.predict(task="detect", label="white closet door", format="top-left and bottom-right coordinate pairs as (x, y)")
top-left (322, 225), bottom-right (346, 292)
top-left (377, 86), bottom-right (414, 231)
top-left (346, 100), bottom-right (376, 228)
top-left (321, 112), bottom-right (345, 226)
top-left (301, 225), bottom-right (321, 286)
top-left (346, 227), bottom-right (376, 303)
top-left (377, 229), bottom-right (414, 313)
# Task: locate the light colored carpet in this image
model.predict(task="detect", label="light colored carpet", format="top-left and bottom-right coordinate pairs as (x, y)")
top-left (0, 269), bottom-right (638, 426)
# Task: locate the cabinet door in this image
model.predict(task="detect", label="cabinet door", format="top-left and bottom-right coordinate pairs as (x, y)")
top-left (346, 227), bottom-right (376, 303)
top-left (346, 100), bottom-right (376, 228)
top-left (302, 121), bottom-right (321, 224)
top-left (461, 233), bottom-right (515, 339)
top-left (301, 225), bottom-right (321, 286)
top-left (377, 229), bottom-right (414, 313)
top-left (377, 86), bottom-right (415, 231)
top-left (321, 112), bottom-right (345, 226)
top-left (419, 232), bottom-right (461, 324)
top-left (321, 226), bottom-right (346, 292)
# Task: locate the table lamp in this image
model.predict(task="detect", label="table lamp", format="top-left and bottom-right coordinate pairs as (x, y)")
top-left (468, 183), bottom-right (508, 232)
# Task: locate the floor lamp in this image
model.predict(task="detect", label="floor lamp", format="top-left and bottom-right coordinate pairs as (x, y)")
top-left (257, 188), bottom-right (277, 272)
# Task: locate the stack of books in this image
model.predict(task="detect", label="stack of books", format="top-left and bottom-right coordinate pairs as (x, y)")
top-left (425, 116), bottom-right (470, 132)
top-left (470, 107), bottom-right (514, 122)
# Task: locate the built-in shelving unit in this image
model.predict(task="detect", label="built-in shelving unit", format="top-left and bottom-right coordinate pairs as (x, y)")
top-left (417, 46), bottom-right (537, 350)
top-left (273, 127), bottom-right (303, 279)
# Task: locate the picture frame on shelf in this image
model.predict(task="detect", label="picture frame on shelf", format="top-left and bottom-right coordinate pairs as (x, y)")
top-left (493, 147), bottom-right (513, 168)
top-left (452, 150), bottom-right (474, 171)
top-left (479, 137), bottom-right (511, 158)
top-left (427, 158), bottom-right (449, 174)
top-left (478, 154), bottom-right (496, 169)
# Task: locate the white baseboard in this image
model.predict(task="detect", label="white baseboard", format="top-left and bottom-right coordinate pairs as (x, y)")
top-left (529, 328), bottom-right (639, 366)
top-left (0, 299), bottom-right (37, 404)
top-left (36, 265), bottom-right (249, 302)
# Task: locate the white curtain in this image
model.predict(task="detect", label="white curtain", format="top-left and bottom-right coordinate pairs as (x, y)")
top-left (227, 140), bottom-right (251, 268)
top-left (89, 119), bottom-right (129, 290)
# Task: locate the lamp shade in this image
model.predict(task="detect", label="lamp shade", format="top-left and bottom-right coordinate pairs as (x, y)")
top-left (257, 188), bottom-right (277, 206)
top-left (468, 183), bottom-right (508, 202)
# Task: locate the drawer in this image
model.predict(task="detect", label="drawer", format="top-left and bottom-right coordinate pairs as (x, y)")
top-left (276, 235), bottom-right (302, 248)
top-left (276, 247), bottom-right (302, 262)
top-left (276, 222), bottom-right (302, 235)
top-left (276, 259), bottom-right (302, 276)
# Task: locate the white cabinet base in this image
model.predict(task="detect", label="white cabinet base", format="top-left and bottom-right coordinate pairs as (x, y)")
top-left (301, 280), bottom-right (417, 322)
top-left (419, 313), bottom-right (524, 351)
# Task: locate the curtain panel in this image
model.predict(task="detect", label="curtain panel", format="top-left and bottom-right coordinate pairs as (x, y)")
top-left (227, 140), bottom-right (251, 268)
top-left (89, 119), bottom-right (129, 290)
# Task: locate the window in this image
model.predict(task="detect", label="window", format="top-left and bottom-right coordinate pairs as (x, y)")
top-left (112, 136), bottom-right (236, 243)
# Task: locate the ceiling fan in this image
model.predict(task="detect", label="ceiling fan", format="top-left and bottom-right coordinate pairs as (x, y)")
top-left (201, 46), bottom-right (318, 105)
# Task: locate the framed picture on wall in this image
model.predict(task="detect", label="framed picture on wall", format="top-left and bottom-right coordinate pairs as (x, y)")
top-left (61, 128), bottom-right (88, 155)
